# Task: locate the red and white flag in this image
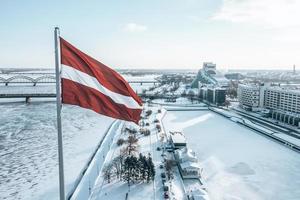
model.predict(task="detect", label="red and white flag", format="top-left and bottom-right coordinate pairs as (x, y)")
top-left (60, 38), bottom-right (142, 123)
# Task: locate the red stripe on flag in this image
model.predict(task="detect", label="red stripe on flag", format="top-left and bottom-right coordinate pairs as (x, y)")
top-left (60, 37), bottom-right (142, 106)
top-left (62, 78), bottom-right (142, 123)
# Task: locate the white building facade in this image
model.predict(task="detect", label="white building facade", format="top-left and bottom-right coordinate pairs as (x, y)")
top-left (237, 84), bottom-right (264, 111)
top-left (238, 84), bottom-right (300, 127)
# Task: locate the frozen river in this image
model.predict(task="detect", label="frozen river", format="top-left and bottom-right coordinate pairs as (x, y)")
top-left (163, 110), bottom-right (300, 200)
top-left (0, 101), bottom-right (114, 200)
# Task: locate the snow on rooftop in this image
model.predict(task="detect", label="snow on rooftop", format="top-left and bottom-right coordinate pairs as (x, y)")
top-left (176, 147), bottom-right (198, 162)
top-left (170, 131), bottom-right (186, 144)
top-left (180, 161), bottom-right (201, 170)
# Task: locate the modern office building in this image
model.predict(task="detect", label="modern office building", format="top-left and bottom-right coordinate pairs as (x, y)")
top-left (238, 84), bottom-right (300, 127)
top-left (215, 88), bottom-right (226, 105)
top-left (207, 88), bottom-right (214, 103)
top-left (199, 85), bottom-right (226, 106)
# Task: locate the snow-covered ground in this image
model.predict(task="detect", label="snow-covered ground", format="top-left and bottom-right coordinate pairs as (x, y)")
top-left (90, 106), bottom-right (186, 200)
top-left (90, 115), bottom-right (162, 200)
top-left (0, 101), bottom-right (114, 200)
top-left (163, 110), bottom-right (300, 200)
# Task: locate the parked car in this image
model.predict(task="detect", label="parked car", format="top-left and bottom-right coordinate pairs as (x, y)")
top-left (164, 192), bottom-right (169, 199)
top-left (159, 164), bottom-right (164, 169)
top-left (161, 172), bottom-right (166, 179)
top-left (156, 147), bottom-right (161, 151)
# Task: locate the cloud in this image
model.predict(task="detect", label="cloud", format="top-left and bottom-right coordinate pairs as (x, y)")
top-left (213, 0), bottom-right (300, 28)
top-left (123, 23), bottom-right (147, 32)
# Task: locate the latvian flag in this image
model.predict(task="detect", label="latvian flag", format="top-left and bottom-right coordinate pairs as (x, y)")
top-left (60, 38), bottom-right (142, 124)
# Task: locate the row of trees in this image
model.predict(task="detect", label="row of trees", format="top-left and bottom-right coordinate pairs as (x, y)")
top-left (123, 154), bottom-right (155, 185)
top-left (103, 153), bottom-right (155, 185)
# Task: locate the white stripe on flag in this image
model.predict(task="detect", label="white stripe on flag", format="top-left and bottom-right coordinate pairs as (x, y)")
top-left (61, 64), bottom-right (142, 110)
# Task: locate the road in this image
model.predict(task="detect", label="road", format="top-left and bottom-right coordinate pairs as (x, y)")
top-left (233, 108), bottom-right (300, 139)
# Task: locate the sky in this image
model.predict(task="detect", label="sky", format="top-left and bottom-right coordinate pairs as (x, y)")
top-left (0, 0), bottom-right (300, 70)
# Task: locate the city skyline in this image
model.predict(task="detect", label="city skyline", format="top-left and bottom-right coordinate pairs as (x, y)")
top-left (1, 0), bottom-right (300, 70)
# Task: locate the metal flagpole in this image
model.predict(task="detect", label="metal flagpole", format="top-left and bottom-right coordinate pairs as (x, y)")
top-left (54, 27), bottom-right (65, 200)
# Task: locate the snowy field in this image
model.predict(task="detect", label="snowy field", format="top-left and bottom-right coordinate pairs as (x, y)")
top-left (0, 101), bottom-right (114, 200)
top-left (163, 110), bottom-right (300, 200)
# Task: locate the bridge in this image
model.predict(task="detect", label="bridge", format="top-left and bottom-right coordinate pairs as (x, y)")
top-left (0, 73), bottom-right (160, 102)
top-left (0, 73), bottom-right (159, 86)
top-left (0, 74), bottom-right (56, 86)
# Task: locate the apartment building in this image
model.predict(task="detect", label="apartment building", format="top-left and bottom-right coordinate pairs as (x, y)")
top-left (238, 84), bottom-right (300, 127)
top-left (237, 84), bottom-right (263, 111)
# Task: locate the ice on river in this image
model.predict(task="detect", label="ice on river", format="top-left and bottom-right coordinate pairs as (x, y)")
top-left (163, 110), bottom-right (300, 200)
top-left (0, 101), bottom-right (114, 200)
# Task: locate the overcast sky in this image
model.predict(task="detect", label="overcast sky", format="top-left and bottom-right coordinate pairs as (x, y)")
top-left (1, 0), bottom-right (300, 70)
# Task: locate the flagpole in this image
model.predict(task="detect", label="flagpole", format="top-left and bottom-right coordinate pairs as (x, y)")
top-left (54, 27), bottom-right (65, 200)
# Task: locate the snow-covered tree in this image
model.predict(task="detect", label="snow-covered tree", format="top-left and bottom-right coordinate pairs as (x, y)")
top-left (138, 153), bottom-right (147, 182)
top-left (146, 156), bottom-right (155, 183)
top-left (122, 156), bottom-right (133, 186)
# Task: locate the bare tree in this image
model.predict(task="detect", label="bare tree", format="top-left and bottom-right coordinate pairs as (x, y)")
top-left (117, 138), bottom-right (125, 146)
top-left (112, 154), bottom-right (125, 180)
top-left (127, 135), bottom-right (138, 155)
top-left (165, 159), bottom-right (175, 180)
top-left (103, 163), bottom-right (113, 183)
top-left (224, 100), bottom-right (231, 108)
